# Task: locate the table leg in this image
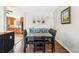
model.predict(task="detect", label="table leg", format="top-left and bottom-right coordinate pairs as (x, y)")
top-left (33, 43), bottom-right (35, 53)
top-left (52, 44), bottom-right (53, 53)
top-left (43, 43), bottom-right (45, 53)
top-left (24, 45), bottom-right (26, 53)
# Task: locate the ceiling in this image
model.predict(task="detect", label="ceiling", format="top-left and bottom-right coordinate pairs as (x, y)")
top-left (5, 6), bottom-right (58, 18)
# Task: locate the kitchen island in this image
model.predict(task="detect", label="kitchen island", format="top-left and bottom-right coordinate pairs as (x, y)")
top-left (0, 31), bottom-right (14, 53)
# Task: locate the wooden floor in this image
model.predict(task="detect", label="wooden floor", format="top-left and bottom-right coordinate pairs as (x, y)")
top-left (12, 34), bottom-right (69, 53)
top-left (25, 41), bottom-right (69, 53)
top-left (55, 41), bottom-right (69, 53)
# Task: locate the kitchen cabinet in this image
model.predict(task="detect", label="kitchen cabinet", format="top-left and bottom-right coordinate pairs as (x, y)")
top-left (6, 17), bottom-right (15, 28)
top-left (6, 17), bottom-right (23, 34)
top-left (0, 32), bottom-right (14, 53)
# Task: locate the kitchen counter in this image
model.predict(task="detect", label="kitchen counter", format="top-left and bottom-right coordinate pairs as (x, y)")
top-left (0, 31), bottom-right (14, 53)
top-left (7, 28), bottom-right (23, 34)
top-left (0, 31), bottom-right (14, 35)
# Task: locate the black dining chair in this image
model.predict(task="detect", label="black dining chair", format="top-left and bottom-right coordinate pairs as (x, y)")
top-left (48, 28), bottom-right (57, 52)
top-left (23, 30), bottom-right (28, 52)
top-left (33, 37), bottom-right (45, 53)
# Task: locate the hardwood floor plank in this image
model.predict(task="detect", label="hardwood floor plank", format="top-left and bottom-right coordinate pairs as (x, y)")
top-left (25, 41), bottom-right (69, 53)
top-left (55, 41), bottom-right (69, 53)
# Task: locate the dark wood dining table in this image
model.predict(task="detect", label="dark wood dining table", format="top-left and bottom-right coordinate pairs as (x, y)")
top-left (25, 33), bottom-right (54, 53)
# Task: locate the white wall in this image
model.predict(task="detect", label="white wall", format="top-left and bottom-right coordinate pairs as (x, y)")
top-left (24, 6), bottom-right (57, 32)
top-left (0, 7), bottom-right (5, 32)
top-left (54, 6), bottom-right (79, 52)
top-left (5, 6), bottom-right (57, 33)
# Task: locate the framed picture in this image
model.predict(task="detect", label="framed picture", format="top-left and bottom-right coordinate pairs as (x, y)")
top-left (61, 7), bottom-right (71, 24)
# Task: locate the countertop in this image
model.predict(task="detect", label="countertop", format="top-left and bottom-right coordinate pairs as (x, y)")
top-left (0, 31), bottom-right (14, 35)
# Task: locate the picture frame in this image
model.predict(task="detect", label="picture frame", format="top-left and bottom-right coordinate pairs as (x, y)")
top-left (61, 7), bottom-right (71, 24)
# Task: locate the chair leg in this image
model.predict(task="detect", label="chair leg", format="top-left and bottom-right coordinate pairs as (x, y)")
top-left (52, 44), bottom-right (54, 53)
top-left (52, 43), bottom-right (55, 53)
top-left (33, 43), bottom-right (35, 53)
top-left (33, 48), bottom-right (35, 53)
top-left (47, 44), bottom-right (49, 53)
top-left (43, 43), bottom-right (45, 53)
top-left (53, 42), bottom-right (55, 52)
top-left (24, 46), bottom-right (26, 53)
top-left (53, 46), bottom-right (55, 52)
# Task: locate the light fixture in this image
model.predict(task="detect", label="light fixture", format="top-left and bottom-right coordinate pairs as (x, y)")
top-left (5, 10), bottom-right (13, 14)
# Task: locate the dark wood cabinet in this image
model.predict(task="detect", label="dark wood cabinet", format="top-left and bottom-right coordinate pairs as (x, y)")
top-left (0, 35), bottom-right (4, 52)
top-left (0, 32), bottom-right (14, 53)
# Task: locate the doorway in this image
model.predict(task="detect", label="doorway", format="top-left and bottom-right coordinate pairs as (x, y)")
top-left (4, 6), bottom-right (24, 45)
top-left (6, 16), bottom-right (24, 34)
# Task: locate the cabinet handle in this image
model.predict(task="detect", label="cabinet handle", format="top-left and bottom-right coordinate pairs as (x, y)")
top-left (10, 36), bottom-right (12, 39)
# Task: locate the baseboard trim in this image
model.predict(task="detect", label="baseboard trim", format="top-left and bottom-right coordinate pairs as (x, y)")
top-left (56, 40), bottom-right (72, 53)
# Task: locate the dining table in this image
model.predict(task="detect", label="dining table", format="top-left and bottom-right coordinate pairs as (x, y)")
top-left (25, 32), bottom-right (54, 53)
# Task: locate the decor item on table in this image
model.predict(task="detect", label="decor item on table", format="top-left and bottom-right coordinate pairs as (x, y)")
top-left (61, 7), bottom-right (71, 24)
